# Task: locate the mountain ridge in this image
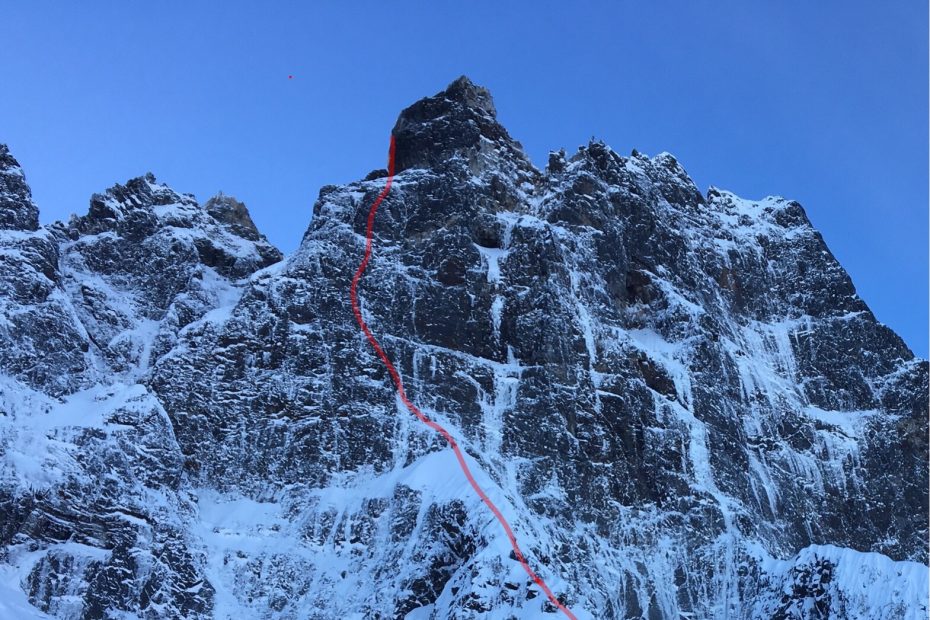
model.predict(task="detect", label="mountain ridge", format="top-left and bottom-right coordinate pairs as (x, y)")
top-left (0, 76), bottom-right (925, 619)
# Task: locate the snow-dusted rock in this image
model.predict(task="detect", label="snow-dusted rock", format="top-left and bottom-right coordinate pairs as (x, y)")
top-left (0, 145), bottom-right (39, 232)
top-left (0, 77), bottom-right (925, 619)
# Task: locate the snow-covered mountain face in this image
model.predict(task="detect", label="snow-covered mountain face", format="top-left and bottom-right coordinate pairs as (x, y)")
top-left (0, 78), bottom-right (926, 619)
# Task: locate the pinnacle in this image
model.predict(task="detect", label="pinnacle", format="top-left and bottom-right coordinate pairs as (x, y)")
top-left (0, 143), bottom-right (40, 231)
top-left (390, 76), bottom-right (532, 175)
top-left (442, 75), bottom-right (497, 117)
top-left (203, 192), bottom-right (263, 241)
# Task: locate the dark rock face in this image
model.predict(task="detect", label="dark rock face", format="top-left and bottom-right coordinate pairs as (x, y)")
top-left (392, 75), bottom-right (537, 184)
top-left (0, 78), bottom-right (926, 619)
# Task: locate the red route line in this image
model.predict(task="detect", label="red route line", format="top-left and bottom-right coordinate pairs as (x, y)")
top-left (349, 135), bottom-right (577, 620)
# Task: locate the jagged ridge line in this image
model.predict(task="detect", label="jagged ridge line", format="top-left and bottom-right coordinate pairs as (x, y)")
top-left (348, 134), bottom-right (577, 619)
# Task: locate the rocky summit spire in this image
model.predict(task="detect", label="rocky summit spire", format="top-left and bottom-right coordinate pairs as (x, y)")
top-left (442, 75), bottom-right (497, 116)
top-left (391, 76), bottom-right (536, 178)
top-left (0, 144), bottom-right (40, 231)
top-left (203, 192), bottom-right (263, 242)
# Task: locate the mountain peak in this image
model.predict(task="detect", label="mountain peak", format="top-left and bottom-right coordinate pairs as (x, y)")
top-left (203, 192), bottom-right (263, 242)
top-left (443, 75), bottom-right (497, 116)
top-left (391, 76), bottom-right (535, 177)
top-left (0, 144), bottom-right (40, 231)
top-left (1, 79), bottom-right (925, 620)
top-left (76, 173), bottom-right (195, 237)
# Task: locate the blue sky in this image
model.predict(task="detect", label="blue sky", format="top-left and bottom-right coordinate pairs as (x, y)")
top-left (2, 2), bottom-right (926, 356)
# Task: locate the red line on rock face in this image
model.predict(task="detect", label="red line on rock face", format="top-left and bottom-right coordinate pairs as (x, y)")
top-left (349, 135), bottom-right (577, 619)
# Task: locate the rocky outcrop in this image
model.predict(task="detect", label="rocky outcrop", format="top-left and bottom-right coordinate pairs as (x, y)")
top-left (0, 167), bottom-right (280, 618)
top-left (0, 77), bottom-right (926, 619)
top-left (0, 144), bottom-right (40, 231)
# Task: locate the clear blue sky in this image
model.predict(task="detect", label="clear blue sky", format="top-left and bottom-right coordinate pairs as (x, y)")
top-left (2, 2), bottom-right (927, 356)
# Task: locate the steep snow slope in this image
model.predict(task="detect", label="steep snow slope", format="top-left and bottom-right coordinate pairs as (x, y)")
top-left (0, 78), bottom-right (926, 619)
